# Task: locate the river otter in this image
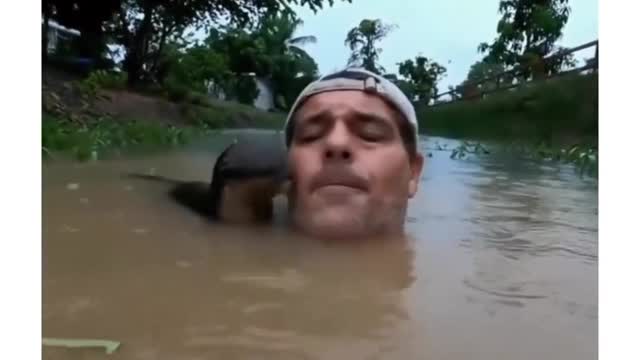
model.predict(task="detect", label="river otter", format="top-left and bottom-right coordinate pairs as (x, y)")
top-left (125, 135), bottom-right (289, 223)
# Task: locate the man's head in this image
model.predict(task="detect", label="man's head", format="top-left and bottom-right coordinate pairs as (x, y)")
top-left (284, 68), bottom-right (424, 240)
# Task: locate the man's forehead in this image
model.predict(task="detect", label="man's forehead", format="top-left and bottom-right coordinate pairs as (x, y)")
top-left (296, 91), bottom-right (399, 124)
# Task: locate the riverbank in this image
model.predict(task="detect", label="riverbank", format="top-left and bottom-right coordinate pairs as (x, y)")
top-left (42, 67), bottom-right (286, 161)
top-left (42, 68), bottom-right (597, 176)
top-left (416, 72), bottom-right (598, 146)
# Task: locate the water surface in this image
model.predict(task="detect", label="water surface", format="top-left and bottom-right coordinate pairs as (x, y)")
top-left (43, 134), bottom-right (597, 360)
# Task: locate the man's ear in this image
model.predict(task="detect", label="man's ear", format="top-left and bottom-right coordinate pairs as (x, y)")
top-left (407, 153), bottom-right (424, 198)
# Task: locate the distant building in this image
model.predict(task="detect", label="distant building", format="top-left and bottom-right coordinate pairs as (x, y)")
top-left (253, 77), bottom-right (275, 110)
top-left (43, 19), bottom-right (80, 54)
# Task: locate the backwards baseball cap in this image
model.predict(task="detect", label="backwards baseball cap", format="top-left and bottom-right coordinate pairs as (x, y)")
top-left (283, 67), bottom-right (419, 149)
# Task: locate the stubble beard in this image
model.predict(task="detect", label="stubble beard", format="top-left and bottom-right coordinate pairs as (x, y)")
top-left (290, 192), bottom-right (408, 240)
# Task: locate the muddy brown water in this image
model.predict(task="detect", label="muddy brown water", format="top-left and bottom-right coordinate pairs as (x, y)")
top-left (43, 133), bottom-right (597, 360)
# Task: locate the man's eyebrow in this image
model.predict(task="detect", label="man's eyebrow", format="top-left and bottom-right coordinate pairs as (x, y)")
top-left (298, 109), bottom-right (332, 126)
top-left (297, 108), bottom-right (396, 129)
top-left (351, 110), bottom-right (394, 126)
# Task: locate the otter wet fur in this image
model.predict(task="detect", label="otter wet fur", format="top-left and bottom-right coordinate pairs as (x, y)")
top-left (124, 173), bottom-right (216, 219)
top-left (124, 139), bottom-right (289, 223)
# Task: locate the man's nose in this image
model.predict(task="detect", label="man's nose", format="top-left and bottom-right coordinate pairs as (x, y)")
top-left (323, 122), bottom-right (353, 161)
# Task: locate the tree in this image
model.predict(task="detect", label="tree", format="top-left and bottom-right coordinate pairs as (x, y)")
top-left (110, 0), bottom-right (235, 87)
top-left (397, 56), bottom-right (447, 102)
top-left (478, 0), bottom-right (575, 77)
top-left (344, 19), bottom-right (396, 74)
top-left (165, 43), bottom-right (229, 93)
top-left (163, 12), bottom-right (319, 107)
top-left (255, 14), bottom-right (317, 58)
top-left (44, 0), bottom-right (347, 88)
top-left (45, 0), bottom-right (349, 88)
top-left (254, 13), bottom-right (320, 108)
top-left (451, 60), bottom-right (508, 100)
top-left (464, 59), bottom-right (509, 92)
top-left (466, 60), bottom-right (506, 83)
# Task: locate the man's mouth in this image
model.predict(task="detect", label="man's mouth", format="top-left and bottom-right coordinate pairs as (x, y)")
top-left (314, 184), bottom-right (366, 203)
top-left (310, 167), bottom-right (369, 194)
top-left (318, 182), bottom-right (366, 191)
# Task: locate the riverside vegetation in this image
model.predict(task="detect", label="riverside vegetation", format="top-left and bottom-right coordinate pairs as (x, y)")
top-left (42, 0), bottom-right (597, 177)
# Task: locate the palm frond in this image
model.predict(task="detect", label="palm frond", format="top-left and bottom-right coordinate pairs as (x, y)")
top-left (287, 35), bottom-right (317, 47)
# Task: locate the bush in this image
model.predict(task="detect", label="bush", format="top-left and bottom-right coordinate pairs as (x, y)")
top-left (42, 114), bottom-right (210, 161)
top-left (165, 82), bottom-right (190, 103)
top-left (89, 70), bottom-right (126, 90)
top-left (417, 73), bottom-right (598, 144)
top-left (186, 92), bottom-right (210, 107)
top-left (77, 70), bottom-right (127, 96)
top-left (226, 75), bottom-right (259, 105)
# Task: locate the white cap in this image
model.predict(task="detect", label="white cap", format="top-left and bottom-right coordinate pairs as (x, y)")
top-left (283, 67), bottom-right (419, 149)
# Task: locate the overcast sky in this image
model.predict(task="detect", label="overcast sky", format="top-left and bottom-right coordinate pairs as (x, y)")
top-left (290, 0), bottom-right (599, 90)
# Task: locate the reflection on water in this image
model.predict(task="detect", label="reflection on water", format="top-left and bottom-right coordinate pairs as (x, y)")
top-left (43, 134), bottom-right (597, 360)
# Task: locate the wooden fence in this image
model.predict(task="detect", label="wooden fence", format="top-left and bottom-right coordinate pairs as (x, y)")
top-left (428, 39), bottom-right (599, 107)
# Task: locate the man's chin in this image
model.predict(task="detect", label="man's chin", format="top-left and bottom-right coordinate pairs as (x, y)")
top-left (295, 208), bottom-right (370, 240)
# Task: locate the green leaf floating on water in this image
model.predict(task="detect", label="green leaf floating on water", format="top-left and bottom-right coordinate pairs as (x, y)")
top-left (42, 338), bottom-right (121, 354)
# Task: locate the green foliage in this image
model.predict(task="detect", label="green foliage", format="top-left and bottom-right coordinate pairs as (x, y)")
top-left (55, 0), bottom-right (351, 88)
top-left (255, 14), bottom-right (318, 60)
top-left (161, 36), bottom-right (262, 106)
top-left (46, 0), bottom-right (331, 110)
top-left (417, 73), bottom-right (598, 143)
top-left (268, 53), bottom-right (319, 109)
top-left (228, 75), bottom-right (261, 105)
top-left (443, 140), bottom-right (597, 177)
top-left (208, 13), bottom-right (319, 108)
top-left (254, 13), bottom-right (320, 109)
top-left (345, 19), bottom-right (396, 74)
top-left (466, 60), bottom-right (506, 84)
top-left (165, 81), bottom-right (191, 102)
top-left (42, 114), bottom-right (209, 161)
top-left (562, 144), bottom-right (598, 177)
top-left (397, 56), bottom-right (447, 102)
top-left (478, 0), bottom-right (574, 76)
top-left (454, 60), bottom-right (508, 99)
top-left (186, 91), bottom-right (210, 107)
top-left (204, 27), bottom-right (268, 75)
top-left (179, 104), bottom-right (230, 129)
top-left (395, 79), bottom-right (417, 101)
top-left (450, 141), bottom-right (490, 160)
top-left (42, 87), bottom-right (288, 161)
top-left (77, 70), bottom-right (127, 96)
top-left (90, 70), bottom-right (127, 89)
top-left (159, 12), bottom-right (318, 109)
top-left (165, 44), bottom-right (230, 94)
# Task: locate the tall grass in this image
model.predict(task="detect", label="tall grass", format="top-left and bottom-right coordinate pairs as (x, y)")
top-left (179, 101), bottom-right (286, 130)
top-left (42, 114), bottom-right (213, 161)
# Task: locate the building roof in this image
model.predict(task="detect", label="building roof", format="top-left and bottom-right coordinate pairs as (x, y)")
top-left (43, 19), bottom-right (81, 36)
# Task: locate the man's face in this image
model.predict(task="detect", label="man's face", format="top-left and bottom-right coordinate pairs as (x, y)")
top-left (287, 90), bottom-right (424, 239)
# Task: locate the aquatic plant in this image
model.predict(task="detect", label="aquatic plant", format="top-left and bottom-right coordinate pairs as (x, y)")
top-left (444, 140), bottom-right (597, 177)
top-left (450, 141), bottom-right (491, 159)
top-left (42, 114), bottom-right (213, 161)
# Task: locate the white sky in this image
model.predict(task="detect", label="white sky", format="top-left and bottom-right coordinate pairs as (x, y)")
top-left (291, 0), bottom-right (599, 90)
